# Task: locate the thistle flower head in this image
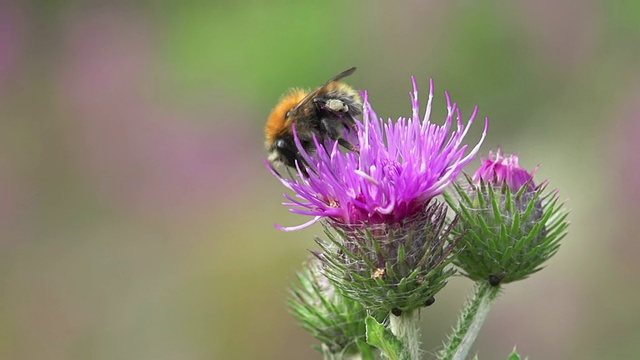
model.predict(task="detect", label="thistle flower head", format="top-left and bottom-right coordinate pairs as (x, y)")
top-left (447, 151), bottom-right (569, 285)
top-left (270, 78), bottom-right (488, 313)
top-left (270, 78), bottom-right (488, 231)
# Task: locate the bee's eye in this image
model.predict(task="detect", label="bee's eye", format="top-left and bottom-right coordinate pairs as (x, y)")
top-left (276, 139), bottom-right (288, 149)
top-left (285, 111), bottom-right (292, 118)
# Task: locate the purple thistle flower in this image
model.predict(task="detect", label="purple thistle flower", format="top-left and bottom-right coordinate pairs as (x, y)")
top-left (269, 78), bottom-right (488, 231)
top-left (473, 150), bottom-right (536, 193)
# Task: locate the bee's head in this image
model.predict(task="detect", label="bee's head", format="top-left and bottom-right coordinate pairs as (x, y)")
top-left (267, 138), bottom-right (295, 168)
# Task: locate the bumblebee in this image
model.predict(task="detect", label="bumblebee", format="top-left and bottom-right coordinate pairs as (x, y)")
top-left (265, 67), bottom-right (362, 174)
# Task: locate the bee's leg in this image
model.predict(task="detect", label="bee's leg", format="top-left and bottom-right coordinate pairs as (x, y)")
top-left (284, 166), bottom-right (296, 178)
top-left (338, 138), bottom-right (359, 153)
top-left (289, 159), bottom-right (309, 178)
top-left (321, 117), bottom-right (359, 154)
top-left (320, 118), bottom-right (341, 139)
top-left (315, 97), bottom-right (357, 141)
top-left (341, 115), bottom-right (357, 132)
top-left (271, 164), bottom-right (284, 178)
top-left (295, 154), bottom-right (315, 178)
top-left (296, 165), bottom-right (309, 178)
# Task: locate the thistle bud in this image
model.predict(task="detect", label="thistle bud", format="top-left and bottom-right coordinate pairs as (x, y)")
top-left (447, 151), bottom-right (569, 285)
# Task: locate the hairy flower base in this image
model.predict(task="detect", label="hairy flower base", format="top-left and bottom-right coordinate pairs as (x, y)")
top-left (314, 200), bottom-right (460, 314)
top-left (446, 176), bottom-right (569, 285)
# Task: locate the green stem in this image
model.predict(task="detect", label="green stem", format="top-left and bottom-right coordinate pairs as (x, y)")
top-left (439, 282), bottom-right (501, 360)
top-left (389, 310), bottom-right (422, 360)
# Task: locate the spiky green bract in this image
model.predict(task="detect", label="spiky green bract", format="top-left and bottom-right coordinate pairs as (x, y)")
top-left (289, 258), bottom-right (373, 359)
top-left (446, 175), bottom-right (569, 285)
top-left (508, 348), bottom-right (526, 360)
top-left (314, 200), bottom-right (459, 314)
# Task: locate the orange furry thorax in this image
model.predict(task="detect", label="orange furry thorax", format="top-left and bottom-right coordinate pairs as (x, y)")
top-left (265, 89), bottom-right (308, 142)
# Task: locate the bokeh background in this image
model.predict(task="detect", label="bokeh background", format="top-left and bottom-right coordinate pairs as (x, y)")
top-left (1, 1), bottom-right (639, 359)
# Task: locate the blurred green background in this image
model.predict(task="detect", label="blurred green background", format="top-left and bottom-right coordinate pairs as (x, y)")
top-left (1, 1), bottom-right (639, 359)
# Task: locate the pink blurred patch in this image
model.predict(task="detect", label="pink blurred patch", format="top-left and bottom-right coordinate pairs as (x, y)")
top-left (55, 10), bottom-right (259, 218)
top-left (610, 80), bottom-right (640, 271)
top-left (0, 1), bottom-right (27, 98)
top-left (515, 0), bottom-right (599, 70)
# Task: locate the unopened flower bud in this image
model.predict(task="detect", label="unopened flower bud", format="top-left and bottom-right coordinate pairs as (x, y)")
top-left (446, 151), bottom-right (569, 285)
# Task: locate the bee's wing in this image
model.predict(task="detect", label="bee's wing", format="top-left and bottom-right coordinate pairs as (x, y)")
top-left (321, 67), bottom-right (357, 87)
top-left (288, 67), bottom-right (357, 117)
